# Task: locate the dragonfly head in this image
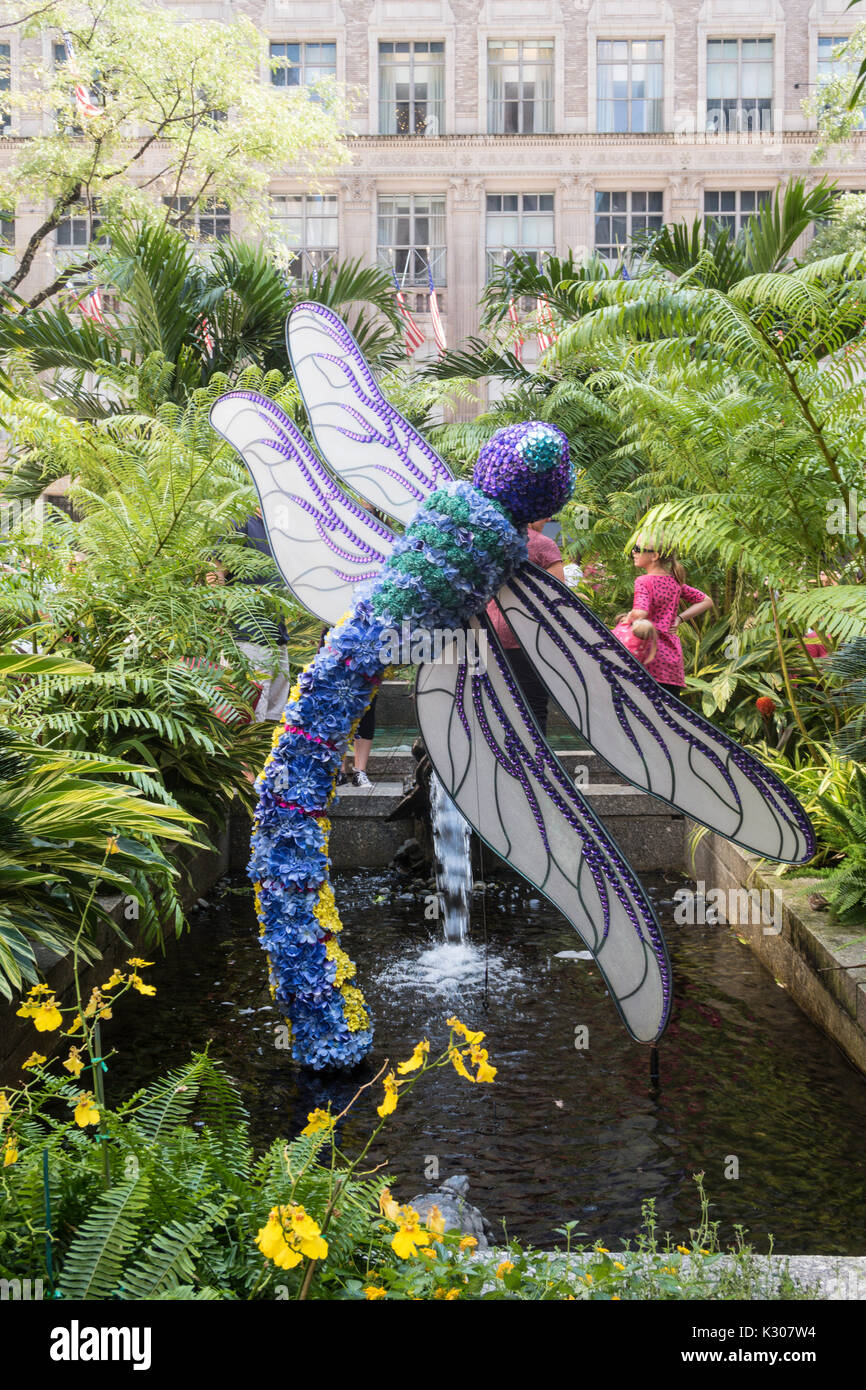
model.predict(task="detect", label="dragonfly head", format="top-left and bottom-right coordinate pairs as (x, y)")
top-left (473, 422), bottom-right (574, 527)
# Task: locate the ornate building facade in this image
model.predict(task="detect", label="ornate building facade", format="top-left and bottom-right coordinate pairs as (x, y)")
top-left (2, 0), bottom-right (865, 365)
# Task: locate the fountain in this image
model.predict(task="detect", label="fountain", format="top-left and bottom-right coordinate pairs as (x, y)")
top-left (430, 772), bottom-right (473, 945)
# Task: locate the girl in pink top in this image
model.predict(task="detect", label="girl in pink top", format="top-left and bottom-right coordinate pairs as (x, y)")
top-left (627, 545), bottom-right (714, 694)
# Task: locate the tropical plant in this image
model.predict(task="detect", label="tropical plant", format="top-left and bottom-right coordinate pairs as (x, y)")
top-left (0, 219), bottom-right (406, 424)
top-left (0, 691), bottom-right (195, 1001)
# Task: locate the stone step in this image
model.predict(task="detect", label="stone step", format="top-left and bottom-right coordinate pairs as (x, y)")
top-left (327, 777), bottom-right (684, 870)
top-left (375, 679), bottom-right (582, 738)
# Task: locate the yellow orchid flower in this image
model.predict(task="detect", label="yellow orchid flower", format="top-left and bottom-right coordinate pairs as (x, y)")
top-left (446, 1016), bottom-right (485, 1045)
top-left (62, 1048), bottom-right (85, 1079)
top-left (468, 1043), bottom-right (497, 1083)
top-left (396, 1038), bottom-right (430, 1074)
top-left (17, 998), bottom-right (63, 1032)
top-left (256, 1208), bottom-right (303, 1270)
top-left (376, 1070), bottom-right (402, 1118)
top-left (301, 1107), bottom-right (334, 1136)
top-left (448, 1046), bottom-right (475, 1083)
top-left (21, 1052), bottom-right (47, 1070)
top-left (425, 1205), bottom-right (446, 1237)
top-left (0, 1093), bottom-right (10, 1124)
top-left (3, 1134), bottom-right (18, 1166)
top-left (391, 1206), bottom-right (432, 1260)
top-left (126, 958), bottom-right (154, 969)
top-left (100, 969), bottom-right (126, 992)
top-left (379, 1188), bottom-right (401, 1223)
top-left (129, 976), bottom-right (156, 997)
top-left (73, 1093), bottom-right (100, 1128)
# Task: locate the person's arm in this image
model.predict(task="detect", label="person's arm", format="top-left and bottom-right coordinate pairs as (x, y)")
top-left (675, 585), bottom-right (714, 627)
top-left (545, 558), bottom-right (566, 583)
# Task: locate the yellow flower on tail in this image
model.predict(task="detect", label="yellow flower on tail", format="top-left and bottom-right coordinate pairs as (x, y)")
top-left (301, 1107), bottom-right (334, 1136)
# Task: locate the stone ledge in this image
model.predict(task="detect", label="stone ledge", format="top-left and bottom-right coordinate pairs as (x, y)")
top-left (688, 825), bottom-right (866, 1077)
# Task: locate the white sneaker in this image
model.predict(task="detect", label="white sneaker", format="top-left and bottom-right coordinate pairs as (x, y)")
top-left (352, 769), bottom-right (372, 788)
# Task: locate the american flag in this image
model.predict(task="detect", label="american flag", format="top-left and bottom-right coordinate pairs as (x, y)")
top-left (536, 295), bottom-right (557, 353)
top-left (426, 258), bottom-right (446, 355)
top-left (199, 315), bottom-right (215, 355)
top-left (62, 32), bottom-right (101, 120)
top-left (392, 271), bottom-right (425, 356)
top-left (508, 297), bottom-right (524, 363)
top-left (79, 283), bottom-right (104, 324)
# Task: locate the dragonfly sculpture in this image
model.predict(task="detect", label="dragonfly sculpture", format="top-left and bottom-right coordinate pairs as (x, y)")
top-left (210, 301), bottom-right (815, 1070)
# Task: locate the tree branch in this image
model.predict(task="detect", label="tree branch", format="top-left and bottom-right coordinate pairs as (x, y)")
top-left (6, 183), bottom-right (83, 292)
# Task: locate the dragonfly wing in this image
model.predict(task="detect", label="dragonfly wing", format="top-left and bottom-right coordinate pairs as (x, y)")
top-left (287, 302), bottom-right (452, 526)
top-left (495, 564), bottom-right (815, 864)
top-left (415, 616), bottom-right (672, 1044)
top-left (210, 390), bottom-right (395, 626)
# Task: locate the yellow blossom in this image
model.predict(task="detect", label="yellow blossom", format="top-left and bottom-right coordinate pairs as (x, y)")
top-left (364, 1285), bottom-right (386, 1299)
top-left (458, 1235), bottom-right (477, 1251)
top-left (129, 976), bottom-right (156, 997)
top-left (613, 1261), bottom-right (625, 1271)
top-left (62, 1048), bottom-right (85, 1079)
top-left (446, 1016), bottom-right (485, 1044)
top-left (106, 836), bottom-right (119, 854)
top-left (17, 997), bottom-right (62, 1032)
top-left (443, 1287), bottom-right (460, 1300)
top-left (496, 1260), bottom-right (515, 1279)
top-left (425, 1205), bottom-right (446, 1237)
top-left (448, 1046), bottom-right (475, 1083)
top-left (73, 1093), bottom-right (100, 1128)
top-left (83, 989), bottom-right (102, 1019)
top-left (595, 1245), bottom-right (610, 1254)
top-left (611, 1295), bottom-right (621, 1301)
top-left (101, 969), bottom-right (125, 992)
top-left (4, 1134), bottom-right (18, 1166)
top-left (21, 1052), bottom-right (47, 1070)
top-left (469, 1043), bottom-right (497, 1083)
top-left (301, 1107), bottom-right (334, 1136)
top-left (65, 1015), bottom-right (85, 1036)
top-left (397, 1038), bottom-right (430, 1074)
top-left (376, 1070), bottom-right (402, 1118)
top-left (0, 1093), bottom-right (10, 1124)
top-left (126, 958), bottom-right (154, 969)
top-left (379, 1188), bottom-right (401, 1223)
top-left (256, 1204), bottom-right (328, 1269)
top-left (677, 1245), bottom-right (690, 1255)
top-left (391, 1206), bottom-right (432, 1260)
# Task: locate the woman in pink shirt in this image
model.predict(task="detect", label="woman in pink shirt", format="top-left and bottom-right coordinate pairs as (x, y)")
top-left (486, 518), bottom-right (565, 732)
top-left (627, 544), bottom-right (714, 696)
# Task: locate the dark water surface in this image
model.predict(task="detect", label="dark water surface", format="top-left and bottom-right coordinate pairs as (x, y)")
top-left (105, 869), bottom-right (866, 1253)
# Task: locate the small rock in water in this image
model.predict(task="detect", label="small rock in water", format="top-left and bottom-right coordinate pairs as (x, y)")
top-left (196, 898), bottom-right (209, 908)
top-left (407, 1175), bottom-right (493, 1249)
top-left (554, 950), bottom-right (593, 961)
top-left (473, 881), bottom-right (486, 892)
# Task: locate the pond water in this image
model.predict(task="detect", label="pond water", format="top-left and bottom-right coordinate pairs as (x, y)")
top-left (104, 868), bottom-right (866, 1254)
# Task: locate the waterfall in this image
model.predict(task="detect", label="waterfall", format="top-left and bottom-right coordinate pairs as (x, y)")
top-left (430, 773), bottom-right (473, 944)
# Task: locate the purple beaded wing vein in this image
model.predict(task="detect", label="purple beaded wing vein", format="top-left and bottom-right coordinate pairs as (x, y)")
top-left (495, 564), bottom-right (815, 864)
top-left (209, 390), bottom-right (396, 625)
top-left (286, 303), bottom-right (452, 524)
top-left (415, 615), bottom-right (672, 1043)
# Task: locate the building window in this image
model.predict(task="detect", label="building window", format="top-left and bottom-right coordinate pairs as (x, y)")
top-left (594, 190), bottom-right (663, 262)
top-left (704, 189), bottom-right (771, 237)
top-left (270, 42), bottom-right (336, 88)
top-left (488, 40), bottom-right (553, 134)
top-left (271, 194), bottom-right (338, 278)
top-left (707, 38), bottom-right (773, 134)
top-left (377, 194), bottom-right (446, 286)
top-left (597, 39), bottom-right (663, 133)
top-left (164, 197), bottom-right (231, 241)
top-left (486, 193), bottom-right (554, 279)
top-left (0, 43), bottom-right (10, 133)
top-left (818, 35), bottom-right (866, 129)
top-left (55, 203), bottom-right (103, 253)
top-left (378, 41), bottom-right (444, 136)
